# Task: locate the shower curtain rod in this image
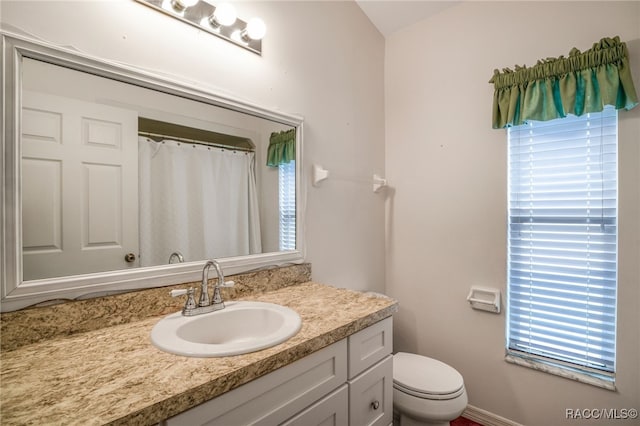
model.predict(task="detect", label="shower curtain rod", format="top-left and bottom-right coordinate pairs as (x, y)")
top-left (138, 131), bottom-right (254, 152)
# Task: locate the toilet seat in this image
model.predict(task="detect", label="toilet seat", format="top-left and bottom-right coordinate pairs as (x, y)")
top-left (393, 352), bottom-right (465, 401)
top-left (394, 381), bottom-right (465, 400)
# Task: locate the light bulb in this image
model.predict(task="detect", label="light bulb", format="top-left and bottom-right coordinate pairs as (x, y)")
top-left (244, 17), bottom-right (266, 41)
top-left (212, 3), bottom-right (237, 27)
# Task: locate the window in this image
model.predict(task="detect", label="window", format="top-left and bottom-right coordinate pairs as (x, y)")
top-left (506, 106), bottom-right (618, 388)
top-left (278, 160), bottom-right (296, 251)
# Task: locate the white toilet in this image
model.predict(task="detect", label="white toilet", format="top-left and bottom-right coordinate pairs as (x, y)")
top-left (393, 352), bottom-right (468, 426)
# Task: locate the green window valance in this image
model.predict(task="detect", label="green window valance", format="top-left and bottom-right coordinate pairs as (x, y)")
top-left (267, 129), bottom-right (296, 167)
top-left (490, 36), bottom-right (638, 129)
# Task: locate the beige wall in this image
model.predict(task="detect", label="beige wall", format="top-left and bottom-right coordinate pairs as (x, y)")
top-left (5, 1), bottom-right (639, 424)
top-left (0, 0), bottom-right (387, 293)
top-left (385, 2), bottom-right (640, 425)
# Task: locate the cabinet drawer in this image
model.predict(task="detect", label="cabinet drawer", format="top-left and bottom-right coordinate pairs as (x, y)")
top-left (348, 317), bottom-right (392, 379)
top-left (348, 355), bottom-right (393, 426)
top-left (164, 339), bottom-right (347, 426)
top-left (281, 384), bottom-right (348, 426)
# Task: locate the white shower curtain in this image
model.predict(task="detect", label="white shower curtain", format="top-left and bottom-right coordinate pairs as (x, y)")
top-left (138, 137), bottom-right (261, 267)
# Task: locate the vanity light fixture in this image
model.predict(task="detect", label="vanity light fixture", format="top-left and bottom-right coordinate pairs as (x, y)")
top-left (135, 0), bottom-right (266, 55)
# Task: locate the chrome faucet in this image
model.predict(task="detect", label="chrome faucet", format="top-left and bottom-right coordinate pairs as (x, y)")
top-left (200, 260), bottom-right (225, 308)
top-left (170, 259), bottom-right (234, 316)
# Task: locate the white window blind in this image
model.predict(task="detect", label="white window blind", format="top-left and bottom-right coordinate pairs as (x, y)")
top-left (507, 106), bottom-right (618, 379)
top-left (279, 160), bottom-right (296, 251)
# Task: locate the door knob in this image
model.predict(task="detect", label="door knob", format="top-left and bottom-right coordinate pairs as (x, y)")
top-left (124, 253), bottom-right (136, 263)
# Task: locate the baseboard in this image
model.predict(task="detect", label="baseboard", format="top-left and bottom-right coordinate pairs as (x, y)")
top-left (462, 405), bottom-right (523, 426)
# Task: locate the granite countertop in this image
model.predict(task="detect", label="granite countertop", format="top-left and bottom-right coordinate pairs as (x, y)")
top-left (0, 282), bottom-right (397, 425)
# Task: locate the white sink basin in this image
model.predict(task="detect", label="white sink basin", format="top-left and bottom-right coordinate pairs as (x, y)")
top-left (151, 301), bottom-right (302, 357)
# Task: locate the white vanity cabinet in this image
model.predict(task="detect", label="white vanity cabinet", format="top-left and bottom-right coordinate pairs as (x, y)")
top-left (162, 317), bottom-right (393, 426)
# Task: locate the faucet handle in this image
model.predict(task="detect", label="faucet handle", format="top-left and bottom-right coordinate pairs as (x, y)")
top-left (171, 287), bottom-right (197, 313)
top-left (170, 289), bottom-right (188, 297)
top-left (221, 280), bottom-right (235, 288)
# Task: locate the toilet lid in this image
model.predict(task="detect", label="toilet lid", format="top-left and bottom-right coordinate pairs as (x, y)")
top-left (393, 352), bottom-right (464, 397)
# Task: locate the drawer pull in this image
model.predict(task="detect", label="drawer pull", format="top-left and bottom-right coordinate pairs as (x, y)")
top-left (371, 400), bottom-right (380, 410)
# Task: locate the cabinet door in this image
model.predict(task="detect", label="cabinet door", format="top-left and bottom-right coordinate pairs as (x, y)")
top-left (348, 355), bottom-right (393, 426)
top-left (281, 385), bottom-right (348, 426)
top-left (348, 317), bottom-right (392, 379)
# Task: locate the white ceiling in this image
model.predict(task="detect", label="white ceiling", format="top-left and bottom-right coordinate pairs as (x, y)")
top-left (355, 1), bottom-right (460, 38)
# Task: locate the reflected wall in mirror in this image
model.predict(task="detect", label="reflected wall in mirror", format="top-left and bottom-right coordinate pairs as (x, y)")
top-left (1, 32), bottom-right (305, 311)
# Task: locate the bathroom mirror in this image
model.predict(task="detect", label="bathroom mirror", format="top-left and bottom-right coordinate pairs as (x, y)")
top-left (0, 32), bottom-right (305, 312)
